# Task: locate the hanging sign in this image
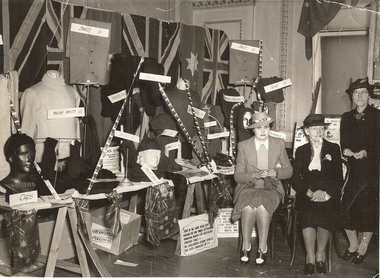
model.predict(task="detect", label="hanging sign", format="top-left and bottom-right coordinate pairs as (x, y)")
top-left (187, 105), bottom-right (206, 119)
top-left (178, 213), bottom-right (218, 256)
top-left (114, 130), bottom-right (140, 143)
top-left (108, 90), bottom-right (127, 103)
top-left (264, 78), bottom-right (292, 93)
top-left (139, 73), bottom-right (171, 84)
top-left (269, 131), bottom-right (287, 140)
top-left (48, 107), bottom-right (85, 119)
top-left (231, 42), bottom-right (260, 54)
top-left (71, 23), bottom-right (109, 38)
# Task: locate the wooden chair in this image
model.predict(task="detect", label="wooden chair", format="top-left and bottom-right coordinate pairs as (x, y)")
top-left (290, 159), bottom-right (350, 271)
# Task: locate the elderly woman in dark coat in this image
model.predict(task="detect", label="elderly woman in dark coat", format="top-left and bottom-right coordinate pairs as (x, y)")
top-left (292, 114), bottom-right (343, 275)
top-left (340, 78), bottom-right (380, 265)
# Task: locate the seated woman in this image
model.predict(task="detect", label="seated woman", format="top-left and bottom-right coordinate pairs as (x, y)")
top-left (231, 112), bottom-right (292, 266)
top-left (292, 114), bottom-right (343, 275)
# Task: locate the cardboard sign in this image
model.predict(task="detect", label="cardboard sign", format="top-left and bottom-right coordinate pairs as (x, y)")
top-left (9, 190), bottom-right (38, 207)
top-left (204, 121), bottom-right (217, 128)
top-left (223, 94), bottom-right (245, 103)
top-left (139, 72), bottom-right (171, 83)
top-left (48, 107), bottom-right (85, 119)
top-left (161, 129), bottom-right (178, 137)
top-left (207, 131), bottom-right (230, 140)
top-left (71, 22), bottom-right (109, 38)
top-left (230, 42), bottom-right (260, 54)
top-left (141, 163), bottom-right (161, 185)
top-left (216, 208), bottom-right (256, 238)
top-left (263, 78), bottom-right (292, 93)
top-left (114, 130), bottom-right (140, 143)
top-left (325, 117), bottom-right (341, 145)
top-left (178, 213), bottom-right (218, 256)
top-left (165, 141), bottom-right (181, 157)
top-left (108, 90), bottom-right (127, 103)
top-left (269, 130), bottom-right (286, 140)
top-left (187, 105), bottom-right (206, 119)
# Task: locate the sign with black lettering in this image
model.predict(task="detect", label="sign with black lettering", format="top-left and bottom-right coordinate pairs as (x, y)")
top-left (178, 213), bottom-right (217, 256)
top-left (9, 190), bottom-right (38, 207)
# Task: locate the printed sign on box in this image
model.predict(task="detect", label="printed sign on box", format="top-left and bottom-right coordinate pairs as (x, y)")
top-left (216, 208), bottom-right (256, 238)
top-left (178, 213), bottom-right (218, 256)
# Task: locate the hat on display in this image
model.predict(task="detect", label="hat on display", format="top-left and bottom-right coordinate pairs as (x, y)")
top-left (301, 114), bottom-right (330, 129)
top-left (137, 137), bottom-right (161, 152)
top-left (218, 88), bottom-right (244, 129)
top-left (4, 133), bottom-right (35, 159)
top-left (246, 111), bottom-right (275, 129)
top-left (150, 112), bottom-right (177, 132)
top-left (345, 77), bottom-right (374, 97)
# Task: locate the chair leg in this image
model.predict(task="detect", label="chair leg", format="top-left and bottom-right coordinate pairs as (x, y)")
top-left (290, 210), bottom-right (297, 266)
top-left (333, 230), bottom-right (341, 259)
top-left (270, 223), bottom-right (275, 260)
top-left (327, 233), bottom-right (332, 272)
top-left (237, 220), bottom-right (243, 254)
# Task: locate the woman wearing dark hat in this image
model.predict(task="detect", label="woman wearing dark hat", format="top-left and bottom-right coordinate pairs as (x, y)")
top-left (292, 114), bottom-right (343, 275)
top-left (231, 112), bottom-right (292, 266)
top-left (340, 77), bottom-right (380, 264)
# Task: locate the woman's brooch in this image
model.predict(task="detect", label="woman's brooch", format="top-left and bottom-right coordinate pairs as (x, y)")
top-left (355, 112), bottom-right (365, 121)
top-left (322, 154), bottom-right (332, 161)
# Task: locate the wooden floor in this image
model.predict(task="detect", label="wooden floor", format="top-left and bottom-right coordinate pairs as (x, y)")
top-left (19, 226), bottom-right (379, 277)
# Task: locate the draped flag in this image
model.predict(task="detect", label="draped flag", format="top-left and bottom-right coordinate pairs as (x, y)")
top-left (202, 28), bottom-right (229, 105)
top-left (298, 0), bottom-right (344, 60)
top-left (180, 23), bottom-right (205, 95)
top-left (122, 13), bottom-right (180, 82)
top-left (0, 0), bottom-right (47, 92)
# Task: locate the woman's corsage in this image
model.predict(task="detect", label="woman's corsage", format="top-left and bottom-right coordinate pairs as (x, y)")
top-left (322, 154), bottom-right (332, 161)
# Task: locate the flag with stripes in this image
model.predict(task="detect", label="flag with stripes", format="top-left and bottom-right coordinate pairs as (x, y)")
top-left (122, 13), bottom-right (180, 83)
top-left (0, 0), bottom-right (48, 92)
top-left (202, 28), bottom-right (229, 105)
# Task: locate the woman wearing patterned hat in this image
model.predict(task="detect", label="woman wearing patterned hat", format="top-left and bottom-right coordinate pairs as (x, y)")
top-left (292, 114), bottom-right (343, 275)
top-left (231, 111), bottom-right (293, 266)
top-left (340, 77), bottom-right (380, 265)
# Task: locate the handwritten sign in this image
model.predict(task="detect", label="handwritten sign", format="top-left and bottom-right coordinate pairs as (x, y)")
top-left (264, 79), bottom-right (292, 93)
top-left (204, 121), bottom-right (217, 128)
top-left (231, 42), bottom-right (260, 54)
top-left (269, 130), bottom-right (287, 140)
top-left (187, 105), bottom-right (206, 119)
top-left (71, 23), bottom-right (109, 38)
top-left (223, 94), bottom-right (244, 103)
top-left (165, 141), bottom-right (181, 157)
top-left (108, 90), bottom-right (127, 103)
top-left (161, 129), bottom-right (178, 137)
top-left (114, 131), bottom-right (140, 143)
top-left (48, 107), bottom-right (85, 119)
top-left (178, 213), bottom-right (218, 256)
top-left (139, 72), bottom-right (171, 84)
top-left (325, 117), bottom-right (341, 145)
top-left (9, 190), bottom-right (38, 207)
top-left (207, 131), bottom-right (230, 140)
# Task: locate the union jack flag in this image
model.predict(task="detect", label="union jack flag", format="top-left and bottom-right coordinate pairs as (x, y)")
top-left (122, 13), bottom-right (180, 81)
top-left (202, 28), bottom-right (229, 105)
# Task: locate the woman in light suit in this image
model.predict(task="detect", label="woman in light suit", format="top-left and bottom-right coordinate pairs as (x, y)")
top-left (231, 112), bottom-right (293, 266)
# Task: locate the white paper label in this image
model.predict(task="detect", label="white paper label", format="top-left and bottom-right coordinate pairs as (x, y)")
top-left (141, 163), bottom-right (161, 184)
top-left (269, 130), bottom-right (286, 140)
top-left (187, 105), bottom-right (206, 119)
top-left (204, 121), bottom-right (217, 128)
top-left (161, 129), bottom-right (178, 137)
top-left (139, 72), bottom-right (171, 83)
top-left (223, 94), bottom-right (244, 103)
top-left (108, 90), bottom-right (127, 103)
top-left (48, 107), bottom-right (85, 119)
top-left (264, 79), bottom-right (292, 93)
top-left (114, 131), bottom-right (140, 143)
top-left (207, 131), bottom-right (230, 140)
top-left (164, 141), bottom-right (181, 157)
top-left (231, 42), bottom-right (260, 54)
top-left (71, 23), bottom-right (110, 38)
top-left (0, 34), bottom-right (3, 45)
top-left (9, 190), bottom-right (38, 207)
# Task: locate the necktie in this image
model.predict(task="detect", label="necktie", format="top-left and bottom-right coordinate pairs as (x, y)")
top-left (257, 144), bottom-right (268, 170)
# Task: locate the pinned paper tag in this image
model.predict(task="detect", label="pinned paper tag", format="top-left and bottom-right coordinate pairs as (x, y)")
top-left (187, 105), bottom-right (206, 119)
top-left (71, 23), bottom-right (110, 38)
top-left (231, 42), bottom-right (260, 54)
top-left (114, 131), bottom-right (140, 143)
top-left (140, 163), bottom-right (161, 185)
top-left (108, 90), bottom-right (127, 103)
top-left (139, 72), bottom-right (171, 84)
top-left (207, 131), bottom-right (230, 140)
top-left (269, 131), bottom-right (286, 140)
top-left (223, 94), bottom-right (244, 103)
top-left (164, 141), bottom-right (181, 157)
top-left (9, 190), bottom-right (38, 207)
top-left (204, 121), bottom-right (217, 128)
top-left (161, 129), bottom-right (178, 137)
top-left (48, 107), bottom-right (85, 119)
top-left (264, 79), bottom-right (292, 93)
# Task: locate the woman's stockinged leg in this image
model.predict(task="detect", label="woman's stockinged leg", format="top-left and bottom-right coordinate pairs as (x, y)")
top-left (241, 206), bottom-right (256, 250)
top-left (358, 231), bottom-right (373, 255)
top-left (303, 227), bottom-right (317, 264)
top-left (256, 205), bottom-right (271, 252)
top-left (315, 227), bottom-right (330, 262)
top-left (345, 229), bottom-right (359, 252)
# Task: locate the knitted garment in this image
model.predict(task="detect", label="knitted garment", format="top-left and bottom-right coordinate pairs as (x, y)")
top-left (20, 71), bottom-right (81, 162)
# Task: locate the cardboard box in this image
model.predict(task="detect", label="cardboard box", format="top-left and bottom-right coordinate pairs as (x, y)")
top-left (90, 207), bottom-right (141, 255)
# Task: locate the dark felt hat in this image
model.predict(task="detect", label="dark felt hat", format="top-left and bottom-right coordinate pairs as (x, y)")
top-left (137, 137), bottom-right (161, 152)
top-left (301, 114), bottom-right (330, 129)
top-left (218, 88), bottom-right (244, 129)
top-left (4, 133), bottom-right (35, 159)
top-left (345, 77), bottom-right (374, 97)
top-left (150, 112), bottom-right (177, 132)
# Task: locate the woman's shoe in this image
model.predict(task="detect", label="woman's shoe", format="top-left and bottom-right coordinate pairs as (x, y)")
top-left (240, 245), bottom-right (251, 264)
top-left (341, 249), bottom-right (357, 261)
top-left (351, 252), bottom-right (365, 265)
top-left (255, 249), bottom-right (267, 266)
top-left (303, 263), bottom-right (314, 276)
top-left (316, 261), bottom-right (326, 274)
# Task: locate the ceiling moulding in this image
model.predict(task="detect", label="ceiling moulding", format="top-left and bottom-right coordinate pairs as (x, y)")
top-left (191, 0), bottom-right (255, 9)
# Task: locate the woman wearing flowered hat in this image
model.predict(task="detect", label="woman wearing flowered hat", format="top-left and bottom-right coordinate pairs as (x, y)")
top-left (292, 114), bottom-right (343, 275)
top-left (340, 77), bottom-right (380, 265)
top-left (231, 111), bottom-right (292, 266)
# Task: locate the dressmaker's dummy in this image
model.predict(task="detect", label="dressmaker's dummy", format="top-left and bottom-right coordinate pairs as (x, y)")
top-left (20, 70), bottom-right (81, 163)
